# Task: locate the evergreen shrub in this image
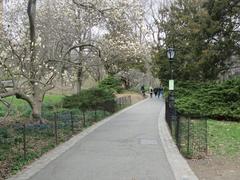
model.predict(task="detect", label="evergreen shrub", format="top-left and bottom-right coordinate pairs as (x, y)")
top-left (98, 76), bottom-right (123, 93)
top-left (175, 78), bottom-right (240, 121)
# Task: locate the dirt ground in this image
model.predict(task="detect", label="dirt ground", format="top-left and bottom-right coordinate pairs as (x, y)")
top-left (188, 155), bottom-right (240, 180)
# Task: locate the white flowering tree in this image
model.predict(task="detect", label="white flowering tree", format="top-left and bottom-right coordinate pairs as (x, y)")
top-left (0, 0), bottom-right (59, 122)
top-left (99, 0), bottom-right (148, 74)
top-left (0, 0), bottom-right (152, 121)
top-left (0, 0), bottom-right (102, 121)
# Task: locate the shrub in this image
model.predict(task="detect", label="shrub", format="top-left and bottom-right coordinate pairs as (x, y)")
top-left (98, 76), bottom-right (123, 93)
top-left (63, 88), bottom-right (116, 113)
top-left (0, 107), bottom-right (5, 117)
top-left (175, 77), bottom-right (240, 121)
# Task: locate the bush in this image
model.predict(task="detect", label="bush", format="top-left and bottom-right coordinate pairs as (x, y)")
top-left (175, 78), bottom-right (240, 121)
top-left (0, 107), bottom-right (5, 117)
top-left (63, 88), bottom-right (116, 113)
top-left (98, 76), bottom-right (123, 93)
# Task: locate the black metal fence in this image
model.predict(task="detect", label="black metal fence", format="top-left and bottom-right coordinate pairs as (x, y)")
top-left (0, 96), bottom-right (132, 179)
top-left (165, 99), bottom-right (208, 159)
top-left (0, 110), bottom-right (108, 176)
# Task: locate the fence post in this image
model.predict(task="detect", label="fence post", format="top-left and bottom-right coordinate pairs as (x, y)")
top-left (83, 111), bottom-right (86, 127)
top-left (119, 98), bottom-right (122, 108)
top-left (205, 117), bottom-right (208, 155)
top-left (176, 115), bottom-right (180, 149)
top-left (70, 112), bottom-right (74, 134)
top-left (54, 113), bottom-right (58, 145)
top-left (23, 123), bottom-right (27, 160)
top-left (94, 110), bottom-right (97, 122)
top-left (166, 100), bottom-right (172, 133)
top-left (187, 116), bottom-right (190, 155)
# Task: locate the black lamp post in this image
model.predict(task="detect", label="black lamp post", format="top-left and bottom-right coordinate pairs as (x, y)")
top-left (167, 48), bottom-right (175, 121)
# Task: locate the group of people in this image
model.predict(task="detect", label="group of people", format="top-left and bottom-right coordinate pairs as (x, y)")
top-left (141, 85), bottom-right (164, 98)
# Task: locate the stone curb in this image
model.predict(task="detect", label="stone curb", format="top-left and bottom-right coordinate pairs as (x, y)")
top-left (158, 100), bottom-right (199, 180)
top-left (7, 98), bottom-right (149, 180)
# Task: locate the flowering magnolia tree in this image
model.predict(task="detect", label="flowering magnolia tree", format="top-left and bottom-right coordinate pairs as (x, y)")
top-left (0, 0), bottom-right (64, 122)
top-left (100, 0), bottom-right (149, 74)
top-left (0, 0), bottom-right (99, 121)
top-left (0, 0), bottom-right (151, 122)
top-left (100, 35), bottom-right (145, 75)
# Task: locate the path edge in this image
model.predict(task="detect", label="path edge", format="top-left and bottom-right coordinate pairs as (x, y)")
top-left (7, 98), bottom-right (149, 180)
top-left (158, 100), bottom-right (199, 180)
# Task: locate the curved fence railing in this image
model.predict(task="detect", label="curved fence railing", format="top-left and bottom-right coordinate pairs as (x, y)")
top-left (165, 99), bottom-right (208, 159)
top-left (0, 96), bottom-right (132, 179)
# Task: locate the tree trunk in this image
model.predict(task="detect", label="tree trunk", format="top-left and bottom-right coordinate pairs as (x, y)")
top-left (28, 0), bottom-right (43, 123)
top-left (76, 48), bottom-right (84, 95)
top-left (76, 67), bottom-right (83, 95)
top-left (31, 90), bottom-right (44, 123)
top-left (15, 91), bottom-right (44, 123)
top-left (32, 101), bottom-right (43, 122)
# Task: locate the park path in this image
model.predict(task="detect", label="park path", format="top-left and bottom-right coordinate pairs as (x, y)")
top-left (28, 98), bottom-right (175, 180)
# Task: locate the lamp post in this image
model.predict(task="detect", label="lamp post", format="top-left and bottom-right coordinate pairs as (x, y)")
top-left (167, 48), bottom-right (175, 124)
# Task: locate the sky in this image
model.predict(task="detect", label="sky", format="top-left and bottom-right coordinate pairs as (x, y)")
top-left (2, 0), bottom-right (174, 42)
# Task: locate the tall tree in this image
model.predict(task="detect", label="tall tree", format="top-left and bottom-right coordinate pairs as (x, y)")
top-left (151, 0), bottom-right (240, 83)
top-left (0, 0), bottom-right (101, 121)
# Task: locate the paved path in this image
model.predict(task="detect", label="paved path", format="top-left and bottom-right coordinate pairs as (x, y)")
top-left (27, 98), bottom-right (175, 180)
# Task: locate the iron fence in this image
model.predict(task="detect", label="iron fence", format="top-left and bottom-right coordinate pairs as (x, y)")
top-left (165, 99), bottom-right (208, 159)
top-left (115, 96), bottom-right (132, 109)
top-left (0, 96), bottom-right (132, 179)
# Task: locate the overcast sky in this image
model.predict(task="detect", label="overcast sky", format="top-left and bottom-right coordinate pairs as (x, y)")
top-left (2, 0), bottom-right (174, 42)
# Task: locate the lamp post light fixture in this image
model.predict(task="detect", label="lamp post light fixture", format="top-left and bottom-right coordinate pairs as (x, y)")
top-left (167, 48), bottom-right (175, 80)
top-left (167, 48), bottom-right (175, 60)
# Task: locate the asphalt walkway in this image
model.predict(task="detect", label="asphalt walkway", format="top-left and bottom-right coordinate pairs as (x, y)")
top-left (27, 98), bottom-right (175, 180)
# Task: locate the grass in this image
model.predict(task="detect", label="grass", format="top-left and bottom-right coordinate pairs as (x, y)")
top-left (208, 120), bottom-right (240, 157)
top-left (0, 109), bottom-right (112, 179)
top-left (169, 117), bottom-right (240, 159)
top-left (43, 95), bottom-right (64, 104)
top-left (171, 117), bottom-right (207, 159)
top-left (0, 95), bottom-right (64, 117)
top-left (0, 94), bottom-right (132, 179)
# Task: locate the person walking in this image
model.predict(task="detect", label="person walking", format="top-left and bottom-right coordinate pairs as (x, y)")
top-left (158, 85), bottom-right (164, 98)
top-left (157, 86), bottom-right (161, 98)
top-left (153, 88), bottom-right (158, 97)
top-left (149, 86), bottom-right (153, 98)
top-left (161, 86), bottom-right (164, 97)
top-left (141, 85), bottom-right (145, 97)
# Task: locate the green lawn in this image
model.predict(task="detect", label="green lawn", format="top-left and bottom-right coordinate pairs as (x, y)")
top-left (0, 109), bottom-right (111, 179)
top-left (0, 95), bottom-right (129, 179)
top-left (43, 95), bottom-right (64, 104)
top-left (208, 120), bottom-right (240, 156)
top-left (0, 95), bottom-right (64, 117)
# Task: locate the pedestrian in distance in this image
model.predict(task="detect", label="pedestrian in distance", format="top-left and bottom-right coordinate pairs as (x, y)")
top-left (161, 86), bottom-right (164, 97)
top-left (158, 85), bottom-right (164, 98)
top-left (149, 86), bottom-right (153, 98)
top-left (140, 85), bottom-right (146, 97)
top-left (153, 88), bottom-right (158, 97)
top-left (157, 86), bottom-right (161, 98)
